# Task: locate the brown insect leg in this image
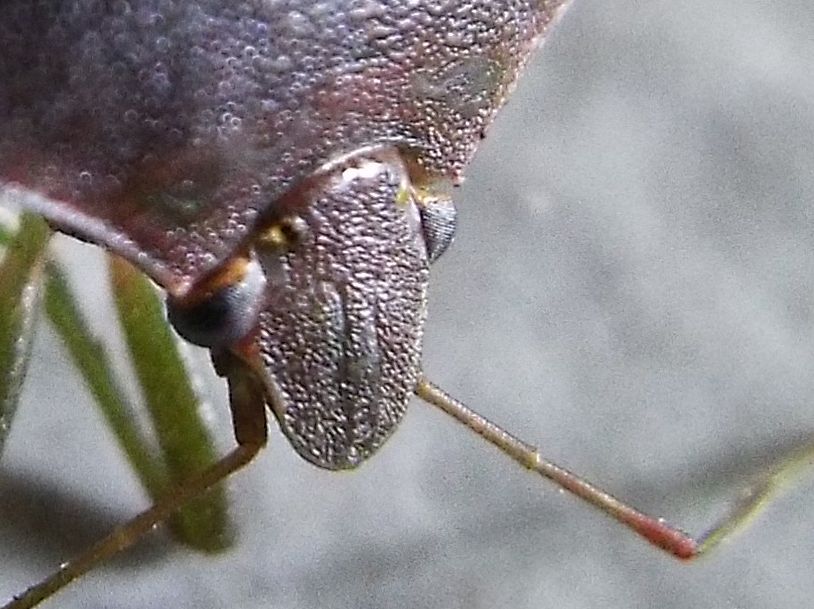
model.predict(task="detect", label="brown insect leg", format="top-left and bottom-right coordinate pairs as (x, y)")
top-left (3, 351), bottom-right (269, 609)
top-left (416, 376), bottom-right (804, 560)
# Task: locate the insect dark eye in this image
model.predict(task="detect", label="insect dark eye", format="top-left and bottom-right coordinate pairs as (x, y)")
top-left (166, 256), bottom-right (266, 348)
top-left (418, 198), bottom-right (457, 263)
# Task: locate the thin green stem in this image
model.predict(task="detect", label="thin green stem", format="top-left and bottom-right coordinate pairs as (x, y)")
top-left (43, 263), bottom-right (168, 496)
top-left (109, 255), bottom-right (232, 552)
top-left (0, 215), bottom-right (50, 454)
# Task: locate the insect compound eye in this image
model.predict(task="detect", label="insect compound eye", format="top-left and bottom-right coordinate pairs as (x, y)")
top-left (417, 195), bottom-right (457, 264)
top-left (166, 254), bottom-right (267, 349)
top-left (399, 157), bottom-right (457, 264)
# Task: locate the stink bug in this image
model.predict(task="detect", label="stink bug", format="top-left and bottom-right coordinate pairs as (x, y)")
top-left (2, 1), bottom-right (814, 608)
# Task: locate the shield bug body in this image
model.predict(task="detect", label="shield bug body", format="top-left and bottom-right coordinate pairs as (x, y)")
top-left (2, 1), bottom-right (813, 607)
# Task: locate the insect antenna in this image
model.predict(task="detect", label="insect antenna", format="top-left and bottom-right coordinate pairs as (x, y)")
top-left (415, 376), bottom-right (813, 559)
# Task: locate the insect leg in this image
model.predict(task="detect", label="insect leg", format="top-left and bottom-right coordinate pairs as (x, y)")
top-left (3, 352), bottom-right (268, 609)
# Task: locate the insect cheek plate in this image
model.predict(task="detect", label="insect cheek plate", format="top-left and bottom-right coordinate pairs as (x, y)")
top-left (237, 150), bottom-right (431, 470)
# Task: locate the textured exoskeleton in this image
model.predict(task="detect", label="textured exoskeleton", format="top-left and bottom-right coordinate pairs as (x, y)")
top-left (0, 1), bottom-right (571, 468)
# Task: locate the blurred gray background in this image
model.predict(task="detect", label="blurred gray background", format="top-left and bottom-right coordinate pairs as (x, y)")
top-left (3, 0), bottom-right (814, 607)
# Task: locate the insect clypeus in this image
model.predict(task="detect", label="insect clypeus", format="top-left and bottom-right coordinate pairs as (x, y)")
top-left (1, 1), bottom-right (813, 607)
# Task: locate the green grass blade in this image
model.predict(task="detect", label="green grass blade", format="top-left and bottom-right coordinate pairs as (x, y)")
top-left (1, 217), bottom-right (231, 551)
top-left (43, 263), bottom-right (169, 498)
top-left (0, 214), bottom-right (50, 455)
top-left (109, 255), bottom-right (233, 552)
top-left (0, 222), bottom-right (13, 244)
